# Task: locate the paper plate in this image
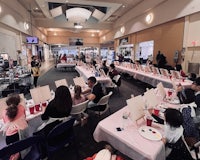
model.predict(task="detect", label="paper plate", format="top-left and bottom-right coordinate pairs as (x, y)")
top-left (138, 126), bottom-right (162, 141)
top-left (167, 99), bottom-right (180, 104)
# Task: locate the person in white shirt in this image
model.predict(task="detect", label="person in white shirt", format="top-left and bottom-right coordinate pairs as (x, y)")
top-left (162, 108), bottom-right (193, 160)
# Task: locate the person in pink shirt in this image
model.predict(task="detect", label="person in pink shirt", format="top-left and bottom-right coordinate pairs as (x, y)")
top-left (2, 94), bottom-right (28, 145)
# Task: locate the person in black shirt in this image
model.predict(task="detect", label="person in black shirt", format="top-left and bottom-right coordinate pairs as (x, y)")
top-left (100, 60), bottom-right (109, 75)
top-left (85, 76), bottom-right (104, 108)
top-left (41, 86), bottom-right (72, 120)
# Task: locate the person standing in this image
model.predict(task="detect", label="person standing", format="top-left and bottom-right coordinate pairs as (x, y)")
top-left (31, 56), bottom-right (41, 87)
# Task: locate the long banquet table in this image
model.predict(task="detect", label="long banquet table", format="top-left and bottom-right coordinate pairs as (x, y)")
top-left (115, 65), bottom-right (192, 88)
top-left (75, 66), bottom-right (112, 85)
top-left (93, 106), bottom-right (166, 160)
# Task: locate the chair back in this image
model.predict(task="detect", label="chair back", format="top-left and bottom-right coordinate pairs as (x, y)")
top-left (46, 118), bottom-right (75, 155)
top-left (71, 100), bottom-right (89, 115)
top-left (97, 91), bottom-right (113, 106)
top-left (0, 135), bottom-right (43, 160)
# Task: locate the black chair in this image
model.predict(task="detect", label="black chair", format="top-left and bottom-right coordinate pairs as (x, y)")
top-left (0, 135), bottom-right (43, 160)
top-left (46, 118), bottom-right (78, 159)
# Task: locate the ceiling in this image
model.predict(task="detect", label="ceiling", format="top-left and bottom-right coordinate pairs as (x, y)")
top-left (17, 0), bottom-right (167, 33)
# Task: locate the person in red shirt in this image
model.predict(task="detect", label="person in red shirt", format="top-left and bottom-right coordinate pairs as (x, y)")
top-left (60, 54), bottom-right (67, 62)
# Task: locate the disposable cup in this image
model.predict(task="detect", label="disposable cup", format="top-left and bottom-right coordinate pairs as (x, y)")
top-left (29, 106), bottom-right (35, 114)
top-left (35, 104), bottom-right (41, 111)
top-left (168, 90), bottom-right (173, 97)
top-left (154, 108), bottom-right (160, 116)
top-left (42, 102), bottom-right (47, 107)
top-left (146, 116), bottom-right (153, 126)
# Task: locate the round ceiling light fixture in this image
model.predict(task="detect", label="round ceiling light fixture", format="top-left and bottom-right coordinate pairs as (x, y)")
top-left (145, 13), bottom-right (154, 24)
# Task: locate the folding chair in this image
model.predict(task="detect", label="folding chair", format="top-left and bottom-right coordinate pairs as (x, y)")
top-left (88, 91), bottom-right (113, 117)
top-left (46, 118), bottom-right (78, 158)
top-left (71, 100), bottom-right (89, 126)
top-left (0, 135), bottom-right (43, 160)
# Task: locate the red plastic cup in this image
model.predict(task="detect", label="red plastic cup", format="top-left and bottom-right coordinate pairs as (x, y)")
top-left (35, 104), bottom-right (40, 111)
top-left (146, 116), bottom-right (153, 126)
top-left (168, 90), bottom-right (173, 97)
top-left (182, 78), bottom-right (185, 82)
top-left (169, 75), bottom-right (172, 79)
top-left (154, 108), bottom-right (160, 116)
top-left (29, 106), bottom-right (34, 114)
top-left (42, 102), bottom-right (47, 107)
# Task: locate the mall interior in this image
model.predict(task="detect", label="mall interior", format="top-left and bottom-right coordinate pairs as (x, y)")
top-left (1, 0), bottom-right (200, 160)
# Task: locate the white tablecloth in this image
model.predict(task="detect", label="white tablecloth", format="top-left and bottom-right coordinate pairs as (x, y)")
top-left (116, 65), bottom-right (192, 88)
top-left (93, 106), bottom-right (165, 160)
top-left (75, 66), bottom-right (112, 85)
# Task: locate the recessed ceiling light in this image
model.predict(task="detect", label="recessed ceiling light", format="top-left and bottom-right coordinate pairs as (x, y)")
top-left (122, 5), bottom-right (125, 8)
top-left (0, 5), bottom-right (2, 13)
top-left (35, 7), bottom-right (39, 10)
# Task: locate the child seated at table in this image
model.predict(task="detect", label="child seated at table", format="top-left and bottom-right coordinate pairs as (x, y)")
top-left (2, 94), bottom-right (28, 159)
top-left (2, 94), bottom-right (28, 145)
top-left (162, 108), bottom-right (193, 160)
top-left (72, 85), bottom-right (86, 105)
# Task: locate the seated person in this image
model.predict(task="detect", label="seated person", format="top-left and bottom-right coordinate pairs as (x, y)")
top-left (178, 88), bottom-right (199, 146)
top-left (72, 85), bottom-right (86, 105)
top-left (100, 60), bottom-right (109, 75)
top-left (108, 63), bottom-right (121, 86)
top-left (34, 86), bottom-right (72, 158)
top-left (2, 94), bottom-right (28, 145)
top-left (162, 109), bottom-right (193, 160)
top-left (60, 54), bottom-right (67, 62)
top-left (83, 76), bottom-right (104, 108)
top-left (2, 94), bottom-right (28, 160)
top-left (109, 63), bottom-right (119, 79)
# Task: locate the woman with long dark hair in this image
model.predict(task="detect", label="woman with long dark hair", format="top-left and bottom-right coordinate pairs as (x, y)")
top-left (41, 85), bottom-right (72, 120)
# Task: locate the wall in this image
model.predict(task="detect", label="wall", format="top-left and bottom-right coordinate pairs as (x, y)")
top-left (115, 19), bottom-right (185, 67)
top-left (47, 31), bottom-right (100, 47)
top-left (0, 0), bottom-right (47, 60)
top-left (0, 23), bottom-right (19, 60)
top-left (182, 12), bottom-right (200, 73)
